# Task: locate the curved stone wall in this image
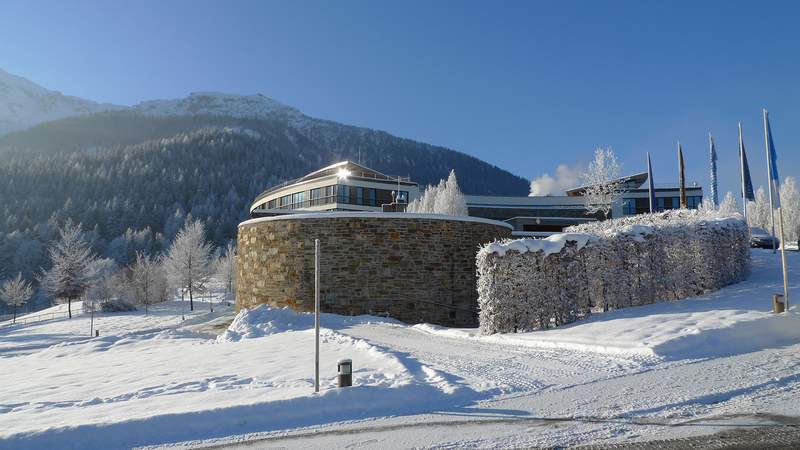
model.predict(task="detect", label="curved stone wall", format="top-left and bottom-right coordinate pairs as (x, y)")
top-left (236, 212), bottom-right (512, 327)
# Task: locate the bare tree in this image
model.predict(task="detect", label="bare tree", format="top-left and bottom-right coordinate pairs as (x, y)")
top-left (747, 186), bottom-right (771, 230)
top-left (580, 147), bottom-right (626, 219)
top-left (41, 221), bottom-right (97, 318)
top-left (163, 220), bottom-right (213, 311)
top-left (0, 273), bottom-right (33, 324)
top-left (718, 192), bottom-right (739, 216)
top-left (83, 258), bottom-right (118, 336)
top-left (215, 241), bottom-right (237, 303)
top-left (83, 258), bottom-right (118, 310)
top-left (130, 252), bottom-right (165, 316)
top-left (779, 177), bottom-right (800, 243)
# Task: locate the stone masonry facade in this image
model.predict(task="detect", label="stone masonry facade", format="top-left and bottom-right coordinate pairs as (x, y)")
top-left (236, 214), bottom-right (511, 327)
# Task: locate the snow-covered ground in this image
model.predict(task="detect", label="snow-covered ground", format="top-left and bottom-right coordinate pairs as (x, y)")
top-left (2, 249), bottom-right (799, 449)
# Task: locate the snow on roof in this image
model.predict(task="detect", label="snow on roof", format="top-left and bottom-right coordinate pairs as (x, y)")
top-left (613, 224), bottom-right (655, 242)
top-left (481, 233), bottom-right (594, 257)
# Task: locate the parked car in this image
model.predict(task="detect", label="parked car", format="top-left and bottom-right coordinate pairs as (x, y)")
top-left (750, 227), bottom-right (780, 249)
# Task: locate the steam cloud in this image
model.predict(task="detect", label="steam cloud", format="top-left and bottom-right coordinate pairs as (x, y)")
top-left (529, 164), bottom-right (582, 196)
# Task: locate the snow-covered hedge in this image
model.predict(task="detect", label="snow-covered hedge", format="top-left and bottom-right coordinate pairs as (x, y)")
top-left (476, 209), bottom-right (750, 334)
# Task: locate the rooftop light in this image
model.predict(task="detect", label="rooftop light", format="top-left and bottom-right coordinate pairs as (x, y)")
top-left (337, 168), bottom-right (351, 180)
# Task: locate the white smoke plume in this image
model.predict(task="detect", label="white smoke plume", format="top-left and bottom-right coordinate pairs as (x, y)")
top-left (529, 164), bottom-right (582, 196)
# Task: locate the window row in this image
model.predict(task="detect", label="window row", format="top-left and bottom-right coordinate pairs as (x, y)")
top-left (622, 195), bottom-right (703, 215)
top-left (266, 185), bottom-right (410, 210)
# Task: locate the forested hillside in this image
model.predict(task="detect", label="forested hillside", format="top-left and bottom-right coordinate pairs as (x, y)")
top-left (0, 111), bottom-right (529, 306)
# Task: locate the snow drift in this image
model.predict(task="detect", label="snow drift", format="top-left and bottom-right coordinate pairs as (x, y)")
top-left (477, 209), bottom-right (750, 334)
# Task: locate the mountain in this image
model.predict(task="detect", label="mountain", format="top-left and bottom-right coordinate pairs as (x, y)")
top-left (134, 92), bottom-right (303, 119)
top-left (0, 69), bottom-right (123, 135)
top-left (0, 69), bottom-right (530, 303)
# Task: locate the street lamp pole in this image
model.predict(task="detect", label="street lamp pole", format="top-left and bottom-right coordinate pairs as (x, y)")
top-left (314, 238), bottom-right (320, 393)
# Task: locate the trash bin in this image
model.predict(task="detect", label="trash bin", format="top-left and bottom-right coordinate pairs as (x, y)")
top-left (773, 294), bottom-right (785, 313)
top-left (337, 358), bottom-right (352, 388)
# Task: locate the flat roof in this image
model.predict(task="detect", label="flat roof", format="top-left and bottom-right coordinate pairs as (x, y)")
top-left (252, 160), bottom-right (417, 206)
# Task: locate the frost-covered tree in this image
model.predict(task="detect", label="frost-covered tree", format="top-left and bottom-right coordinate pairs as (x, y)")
top-left (405, 198), bottom-right (422, 213)
top-left (718, 192), bottom-right (739, 216)
top-left (215, 241), bottom-right (237, 301)
top-left (83, 258), bottom-right (118, 308)
top-left (408, 171), bottom-right (468, 216)
top-left (0, 273), bottom-right (33, 323)
top-left (433, 170), bottom-right (469, 216)
top-left (779, 177), bottom-right (800, 243)
top-left (747, 186), bottom-right (771, 230)
top-left (82, 258), bottom-right (118, 335)
top-left (129, 252), bottom-right (166, 315)
top-left (41, 221), bottom-right (97, 318)
top-left (420, 182), bottom-right (442, 213)
top-left (580, 147), bottom-right (625, 219)
top-left (163, 220), bottom-right (213, 311)
top-left (697, 197), bottom-right (716, 215)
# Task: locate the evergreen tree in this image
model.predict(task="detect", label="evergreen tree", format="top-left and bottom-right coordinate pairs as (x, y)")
top-left (433, 170), bottom-right (469, 216)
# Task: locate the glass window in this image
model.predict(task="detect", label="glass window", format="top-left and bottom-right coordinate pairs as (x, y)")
top-left (368, 189), bottom-right (376, 206)
top-left (376, 189), bottom-right (393, 206)
top-left (355, 187), bottom-right (364, 205)
top-left (623, 198), bottom-right (636, 215)
top-left (635, 198), bottom-right (649, 214)
top-left (338, 184), bottom-right (350, 203)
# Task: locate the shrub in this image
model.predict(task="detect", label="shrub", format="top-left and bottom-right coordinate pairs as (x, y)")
top-left (476, 209), bottom-right (750, 334)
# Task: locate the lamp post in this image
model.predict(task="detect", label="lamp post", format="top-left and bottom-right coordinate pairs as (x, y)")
top-left (314, 238), bottom-right (320, 393)
top-left (181, 287), bottom-right (187, 321)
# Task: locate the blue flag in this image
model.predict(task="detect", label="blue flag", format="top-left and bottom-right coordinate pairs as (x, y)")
top-left (739, 128), bottom-right (755, 202)
top-left (647, 152), bottom-right (655, 213)
top-left (709, 134), bottom-right (719, 207)
top-left (765, 111), bottom-right (781, 207)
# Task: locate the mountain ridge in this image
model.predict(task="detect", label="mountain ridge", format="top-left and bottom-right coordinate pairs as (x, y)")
top-left (0, 68), bottom-right (124, 134)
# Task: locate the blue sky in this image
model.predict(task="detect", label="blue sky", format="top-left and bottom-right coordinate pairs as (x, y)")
top-left (1, 0), bottom-right (798, 197)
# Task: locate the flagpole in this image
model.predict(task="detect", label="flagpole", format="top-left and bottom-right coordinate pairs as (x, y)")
top-left (778, 206), bottom-right (790, 310)
top-left (678, 142), bottom-right (687, 209)
top-left (647, 152), bottom-right (655, 213)
top-left (763, 109), bottom-right (777, 254)
top-left (738, 122), bottom-right (747, 222)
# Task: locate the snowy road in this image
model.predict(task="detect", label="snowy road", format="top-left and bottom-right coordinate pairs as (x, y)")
top-left (183, 328), bottom-right (800, 449)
